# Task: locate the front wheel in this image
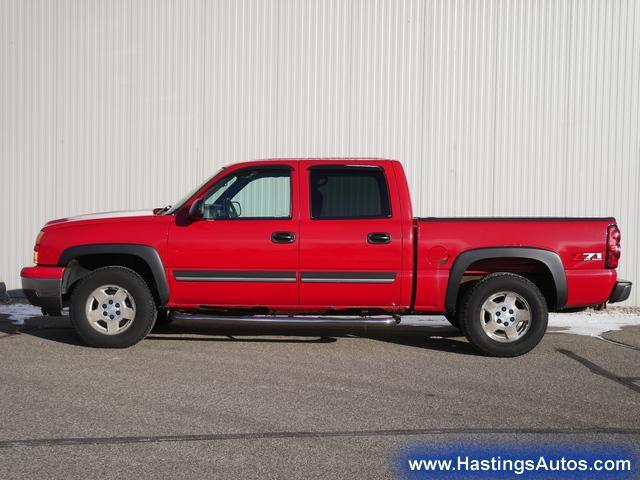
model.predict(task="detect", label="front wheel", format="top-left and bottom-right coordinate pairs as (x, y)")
top-left (459, 273), bottom-right (548, 357)
top-left (70, 266), bottom-right (157, 348)
top-left (153, 308), bottom-right (174, 328)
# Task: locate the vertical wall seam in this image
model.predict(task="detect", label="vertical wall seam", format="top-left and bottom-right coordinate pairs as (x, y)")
top-left (562, 0), bottom-right (574, 214)
top-left (417, 0), bottom-right (428, 211)
top-left (490, 0), bottom-right (500, 214)
top-left (200, 0), bottom-right (207, 178)
top-left (274, 0), bottom-right (280, 151)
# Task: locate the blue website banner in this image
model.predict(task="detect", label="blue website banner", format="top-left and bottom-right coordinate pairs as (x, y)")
top-left (399, 442), bottom-right (637, 479)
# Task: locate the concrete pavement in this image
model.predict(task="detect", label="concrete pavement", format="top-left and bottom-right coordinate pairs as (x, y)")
top-left (1, 310), bottom-right (639, 479)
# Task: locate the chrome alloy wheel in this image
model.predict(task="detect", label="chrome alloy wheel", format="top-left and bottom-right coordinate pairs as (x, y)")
top-left (85, 285), bottom-right (136, 335)
top-left (479, 291), bottom-right (531, 342)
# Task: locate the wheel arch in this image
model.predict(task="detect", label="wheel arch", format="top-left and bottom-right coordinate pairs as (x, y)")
top-left (59, 244), bottom-right (170, 305)
top-left (445, 247), bottom-right (567, 313)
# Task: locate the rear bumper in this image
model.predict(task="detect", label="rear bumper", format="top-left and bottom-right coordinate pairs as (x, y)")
top-left (20, 266), bottom-right (65, 312)
top-left (608, 280), bottom-right (632, 304)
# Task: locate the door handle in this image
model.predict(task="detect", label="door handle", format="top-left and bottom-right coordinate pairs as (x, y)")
top-left (367, 232), bottom-right (392, 244)
top-left (272, 231), bottom-right (296, 244)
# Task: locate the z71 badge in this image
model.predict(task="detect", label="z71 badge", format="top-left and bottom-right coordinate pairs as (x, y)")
top-left (573, 252), bottom-right (603, 261)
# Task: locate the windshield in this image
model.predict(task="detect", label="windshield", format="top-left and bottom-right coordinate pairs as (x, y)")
top-left (163, 167), bottom-right (226, 215)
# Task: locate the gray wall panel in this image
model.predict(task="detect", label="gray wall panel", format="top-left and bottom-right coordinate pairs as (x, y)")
top-left (1, 0), bottom-right (638, 304)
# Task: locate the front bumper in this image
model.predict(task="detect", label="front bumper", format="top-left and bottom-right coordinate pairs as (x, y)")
top-left (21, 266), bottom-right (65, 312)
top-left (608, 280), bottom-right (632, 303)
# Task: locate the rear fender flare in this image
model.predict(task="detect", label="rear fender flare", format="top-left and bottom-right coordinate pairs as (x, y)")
top-left (445, 247), bottom-right (567, 313)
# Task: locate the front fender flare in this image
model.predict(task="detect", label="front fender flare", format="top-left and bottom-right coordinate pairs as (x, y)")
top-left (59, 244), bottom-right (170, 305)
top-left (445, 247), bottom-right (567, 313)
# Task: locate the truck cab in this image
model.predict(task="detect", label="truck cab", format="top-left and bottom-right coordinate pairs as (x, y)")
top-left (166, 159), bottom-right (411, 311)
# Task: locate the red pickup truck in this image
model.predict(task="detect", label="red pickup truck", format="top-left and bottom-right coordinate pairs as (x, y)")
top-left (21, 158), bottom-right (631, 356)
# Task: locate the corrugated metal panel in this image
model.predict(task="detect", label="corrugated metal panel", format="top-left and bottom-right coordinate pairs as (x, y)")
top-left (1, 0), bottom-right (639, 304)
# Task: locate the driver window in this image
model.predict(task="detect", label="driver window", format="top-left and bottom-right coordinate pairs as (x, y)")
top-left (203, 168), bottom-right (291, 219)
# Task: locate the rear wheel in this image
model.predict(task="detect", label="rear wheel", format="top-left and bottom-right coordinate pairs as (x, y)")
top-left (70, 266), bottom-right (157, 348)
top-left (444, 313), bottom-right (460, 329)
top-left (459, 273), bottom-right (548, 357)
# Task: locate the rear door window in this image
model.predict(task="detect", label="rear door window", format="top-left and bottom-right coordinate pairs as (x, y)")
top-left (309, 168), bottom-right (391, 219)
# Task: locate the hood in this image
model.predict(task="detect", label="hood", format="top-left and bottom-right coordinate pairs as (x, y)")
top-left (45, 210), bottom-right (156, 228)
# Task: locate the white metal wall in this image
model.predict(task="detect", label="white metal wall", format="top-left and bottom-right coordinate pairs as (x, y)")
top-left (1, 0), bottom-right (639, 304)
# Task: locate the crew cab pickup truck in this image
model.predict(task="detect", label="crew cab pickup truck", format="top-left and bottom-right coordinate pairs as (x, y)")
top-left (21, 159), bottom-right (632, 356)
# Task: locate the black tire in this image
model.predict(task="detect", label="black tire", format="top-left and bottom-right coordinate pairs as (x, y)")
top-left (153, 308), bottom-right (173, 326)
top-left (444, 313), bottom-right (460, 329)
top-left (447, 281), bottom-right (476, 335)
top-left (459, 273), bottom-right (548, 357)
top-left (70, 266), bottom-right (157, 348)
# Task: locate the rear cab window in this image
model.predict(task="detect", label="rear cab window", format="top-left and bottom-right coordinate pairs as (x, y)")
top-left (309, 167), bottom-right (392, 219)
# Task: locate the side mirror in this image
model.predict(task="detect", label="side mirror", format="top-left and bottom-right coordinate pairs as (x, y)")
top-left (188, 198), bottom-right (205, 221)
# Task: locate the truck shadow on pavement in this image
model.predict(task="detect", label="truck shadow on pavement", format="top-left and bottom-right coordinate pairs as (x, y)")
top-left (149, 318), bottom-right (478, 354)
top-left (0, 313), bottom-right (478, 355)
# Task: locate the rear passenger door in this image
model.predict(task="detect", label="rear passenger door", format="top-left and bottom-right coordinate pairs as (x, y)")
top-left (298, 161), bottom-right (403, 309)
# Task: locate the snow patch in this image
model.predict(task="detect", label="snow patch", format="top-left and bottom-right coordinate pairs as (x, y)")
top-left (401, 316), bottom-right (451, 327)
top-left (403, 312), bottom-right (640, 338)
top-left (547, 312), bottom-right (640, 337)
top-left (0, 303), bottom-right (639, 338)
top-left (0, 303), bottom-right (43, 325)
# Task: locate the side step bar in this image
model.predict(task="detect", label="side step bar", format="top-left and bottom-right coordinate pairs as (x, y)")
top-left (170, 313), bottom-right (399, 328)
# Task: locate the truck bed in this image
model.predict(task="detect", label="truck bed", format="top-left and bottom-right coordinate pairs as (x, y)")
top-left (412, 217), bottom-right (617, 312)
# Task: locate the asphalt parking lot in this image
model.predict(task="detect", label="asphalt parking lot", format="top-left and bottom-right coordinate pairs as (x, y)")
top-left (1, 308), bottom-right (639, 479)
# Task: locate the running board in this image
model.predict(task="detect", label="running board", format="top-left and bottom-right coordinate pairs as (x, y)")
top-left (170, 313), bottom-right (399, 328)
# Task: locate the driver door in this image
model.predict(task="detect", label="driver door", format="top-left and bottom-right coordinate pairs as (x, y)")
top-left (168, 163), bottom-right (299, 308)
